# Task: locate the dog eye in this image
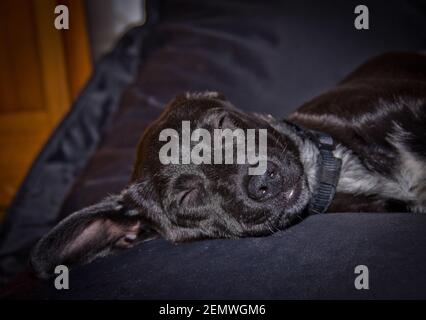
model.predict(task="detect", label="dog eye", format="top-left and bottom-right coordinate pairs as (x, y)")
top-left (178, 188), bottom-right (202, 206)
top-left (173, 174), bottom-right (205, 207)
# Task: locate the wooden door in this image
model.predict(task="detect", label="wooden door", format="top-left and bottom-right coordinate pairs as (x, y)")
top-left (0, 0), bottom-right (92, 219)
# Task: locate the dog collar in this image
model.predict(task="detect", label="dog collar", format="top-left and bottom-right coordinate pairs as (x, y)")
top-left (282, 120), bottom-right (342, 214)
top-left (307, 131), bottom-right (342, 214)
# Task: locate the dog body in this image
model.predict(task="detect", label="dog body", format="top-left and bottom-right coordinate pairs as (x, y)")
top-left (290, 52), bottom-right (426, 213)
top-left (31, 52), bottom-right (426, 278)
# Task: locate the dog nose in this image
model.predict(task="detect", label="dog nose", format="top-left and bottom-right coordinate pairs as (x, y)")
top-left (247, 162), bottom-right (282, 201)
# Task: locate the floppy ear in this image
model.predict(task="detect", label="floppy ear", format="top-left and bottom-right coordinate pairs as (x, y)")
top-left (30, 193), bottom-right (157, 279)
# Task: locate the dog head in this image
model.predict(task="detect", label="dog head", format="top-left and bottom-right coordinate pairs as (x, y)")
top-left (132, 92), bottom-right (312, 238)
top-left (31, 92), bottom-right (312, 278)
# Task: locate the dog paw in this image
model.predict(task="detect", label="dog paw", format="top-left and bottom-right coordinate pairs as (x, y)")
top-left (115, 221), bottom-right (141, 248)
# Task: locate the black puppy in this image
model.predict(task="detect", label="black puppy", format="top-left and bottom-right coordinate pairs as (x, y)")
top-left (31, 52), bottom-right (426, 279)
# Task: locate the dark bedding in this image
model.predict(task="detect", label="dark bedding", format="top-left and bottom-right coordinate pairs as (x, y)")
top-left (9, 213), bottom-right (426, 299)
top-left (1, 0), bottom-right (426, 298)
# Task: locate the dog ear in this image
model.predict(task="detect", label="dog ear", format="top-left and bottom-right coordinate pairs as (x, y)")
top-left (30, 193), bottom-right (157, 279)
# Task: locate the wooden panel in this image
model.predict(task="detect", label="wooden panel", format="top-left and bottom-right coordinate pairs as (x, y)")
top-left (34, 0), bottom-right (71, 126)
top-left (0, 1), bottom-right (45, 112)
top-left (0, 0), bottom-right (92, 220)
top-left (0, 112), bottom-right (50, 134)
top-left (60, 0), bottom-right (92, 99)
top-left (0, 113), bottom-right (50, 208)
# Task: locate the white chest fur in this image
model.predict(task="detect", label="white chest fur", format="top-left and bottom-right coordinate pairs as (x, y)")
top-left (333, 143), bottom-right (426, 213)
